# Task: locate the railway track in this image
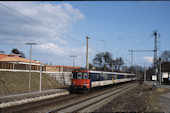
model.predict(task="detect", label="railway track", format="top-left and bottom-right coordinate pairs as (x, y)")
top-left (1, 82), bottom-right (137, 113)
top-left (48, 83), bottom-right (138, 113)
top-left (1, 94), bottom-right (79, 113)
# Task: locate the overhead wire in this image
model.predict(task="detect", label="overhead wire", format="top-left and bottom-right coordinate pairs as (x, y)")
top-left (0, 2), bottom-right (101, 65)
top-left (0, 2), bottom-right (137, 66)
top-left (129, 36), bottom-right (153, 50)
top-left (0, 2), bottom-right (86, 47)
top-left (43, 1), bottom-right (100, 53)
top-left (43, 1), bottom-right (99, 40)
top-left (0, 9), bottom-right (69, 45)
top-left (0, 30), bottom-right (32, 41)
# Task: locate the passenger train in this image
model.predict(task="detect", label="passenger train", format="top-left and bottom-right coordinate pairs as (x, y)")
top-left (70, 69), bottom-right (136, 93)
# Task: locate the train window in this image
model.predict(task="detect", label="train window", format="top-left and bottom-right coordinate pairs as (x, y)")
top-left (77, 73), bottom-right (82, 79)
top-left (102, 74), bottom-right (106, 80)
top-left (73, 72), bottom-right (77, 79)
top-left (109, 74), bottom-right (112, 80)
top-left (127, 75), bottom-right (131, 78)
top-left (117, 75), bottom-right (124, 79)
top-left (100, 74), bottom-right (104, 80)
top-left (83, 73), bottom-right (89, 79)
top-left (104, 74), bottom-right (109, 80)
top-left (90, 73), bottom-right (99, 81)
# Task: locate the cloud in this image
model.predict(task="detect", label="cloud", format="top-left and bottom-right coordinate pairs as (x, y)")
top-left (142, 56), bottom-right (153, 63)
top-left (0, 1), bottom-right (85, 44)
top-left (35, 43), bottom-right (96, 57)
top-left (0, 1), bottom-right (88, 66)
top-left (34, 43), bottom-right (96, 67)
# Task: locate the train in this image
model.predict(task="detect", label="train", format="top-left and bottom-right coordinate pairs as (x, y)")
top-left (70, 69), bottom-right (136, 93)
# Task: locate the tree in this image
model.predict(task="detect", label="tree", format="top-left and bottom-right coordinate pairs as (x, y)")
top-left (122, 66), bottom-right (128, 73)
top-left (161, 50), bottom-right (170, 62)
top-left (102, 52), bottom-right (113, 71)
top-left (146, 66), bottom-right (154, 80)
top-left (160, 50), bottom-right (170, 72)
top-left (19, 51), bottom-right (26, 58)
top-left (12, 48), bottom-right (19, 54)
top-left (113, 57), bottom-right (124, 71)
top-left (93, 51), bottom-right (113, 71)
top-left (93, 52), bottom-right (103, 70)
top-left (89, 63), bottom-right (95, 70)
top-left (11, 48), bottom-right (26, 58)
top-left (0, 50), bottom-right (5, 53)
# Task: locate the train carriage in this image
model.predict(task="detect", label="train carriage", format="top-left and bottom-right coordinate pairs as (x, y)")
top-left (70, 69), bottom-right (135, 93)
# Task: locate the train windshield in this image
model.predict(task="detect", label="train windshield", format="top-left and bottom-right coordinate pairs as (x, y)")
top-left (77, 73), bottom-right (82, 79)
top-left (83, 73), bottom-right (89, 79)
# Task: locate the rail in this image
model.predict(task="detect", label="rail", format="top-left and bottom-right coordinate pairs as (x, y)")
top-left (48, 83), bottom-right (138, 113)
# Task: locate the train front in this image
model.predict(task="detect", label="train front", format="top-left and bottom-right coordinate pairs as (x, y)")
top-left (70, 69), bottom-right (90, 93)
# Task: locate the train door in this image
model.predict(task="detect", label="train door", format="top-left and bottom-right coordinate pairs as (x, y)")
top-left (124, 75), bottom-right (126, 82)
top-left (115, 75), bottom-right (117, 84)
top-left (112, 74), bottom-right (114, 84)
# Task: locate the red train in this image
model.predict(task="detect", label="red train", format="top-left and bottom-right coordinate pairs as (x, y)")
top-left (70, 69), bottom-right (136, 93)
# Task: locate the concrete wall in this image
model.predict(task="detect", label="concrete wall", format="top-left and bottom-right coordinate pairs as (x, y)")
top-left (47, 72), bottom-right (72, 85)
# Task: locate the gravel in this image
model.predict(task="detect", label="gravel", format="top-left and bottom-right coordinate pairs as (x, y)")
top-left (94, 81), bottom-right (170, 112)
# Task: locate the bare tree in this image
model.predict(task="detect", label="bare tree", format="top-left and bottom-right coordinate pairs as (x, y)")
top-left (93, 51), bottom-right (113, 71)
top-left (102, 52), bottom-right (113, 71)
top-left (93, 52), bottom-right (103, 70)
top-left (113, 57), bottom-right (124, 71)
top-left (161, 50), bottom-right (170, 62)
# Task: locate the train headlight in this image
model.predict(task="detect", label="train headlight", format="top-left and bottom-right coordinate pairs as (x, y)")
top-left (72, 81), bottom-right (75, 84)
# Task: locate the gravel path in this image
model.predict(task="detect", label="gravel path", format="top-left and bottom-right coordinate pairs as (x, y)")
top-left (94, 81), bottom-right (170, 112)
top-left (94, 83), bottom-right (150, 112)
top-left (159, 92), bottom-right (170, 112)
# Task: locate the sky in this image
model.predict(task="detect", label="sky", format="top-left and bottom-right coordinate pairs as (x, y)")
top-left (0, 1), bottom-right (170, 68)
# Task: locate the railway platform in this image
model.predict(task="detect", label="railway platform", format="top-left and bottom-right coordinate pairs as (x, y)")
top-left (0, 88), bottom-right (70, 108)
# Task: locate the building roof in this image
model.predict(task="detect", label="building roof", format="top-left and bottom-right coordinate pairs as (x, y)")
top-left (0, 54), bottom-right (42, 64)
top-left (0, 53), bottom-right (8, 59)
top-left (46, 65), bottom-right (80, 69)
top-left (55, 65), bottom-right (80, 69)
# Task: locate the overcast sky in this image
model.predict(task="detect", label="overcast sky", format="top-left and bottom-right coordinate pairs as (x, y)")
top-left (0, 1), bottom-right (170, 68)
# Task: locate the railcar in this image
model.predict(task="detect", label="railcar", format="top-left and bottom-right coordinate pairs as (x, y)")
top-left (70, 69), bottom-right (136, 93)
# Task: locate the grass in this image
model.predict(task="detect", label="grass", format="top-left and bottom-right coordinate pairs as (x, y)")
top-left (0, 71), bottom-right (65, 95)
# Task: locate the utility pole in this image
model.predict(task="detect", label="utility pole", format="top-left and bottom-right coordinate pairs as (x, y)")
top-left (86, 36), bottom-right (89, 69)
top-left (129, 50), bottom-right (133, 74)
top-left (39, 66), bottom-right (42, 92)
top-left (159, 57), bottom-right (162, 86)
top-left (144, 63), bottom-right (146, 83)
top-left (112, 62), bottom-right (113, 72)
top-left (153, 31), bottom-right (158, 88)
top-left (128, 50), bottom-right (154, 80)
top-left (158, 34), bottom-right (162, 86)
top-left (128, 50), bottom-right (154, 74)
top-left (26, 42), bottom-right (36, 92)
top-left (70, 55), bottom-right (77, 69)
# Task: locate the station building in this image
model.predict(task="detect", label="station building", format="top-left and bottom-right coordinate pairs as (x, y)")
top-left (0, 53), bottom-right (80, 72)
top-left (0, 53), bottom-right (44, 71)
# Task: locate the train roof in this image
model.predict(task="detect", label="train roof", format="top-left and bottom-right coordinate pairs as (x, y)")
top-left (72, 69), bottom-right (135, 76)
